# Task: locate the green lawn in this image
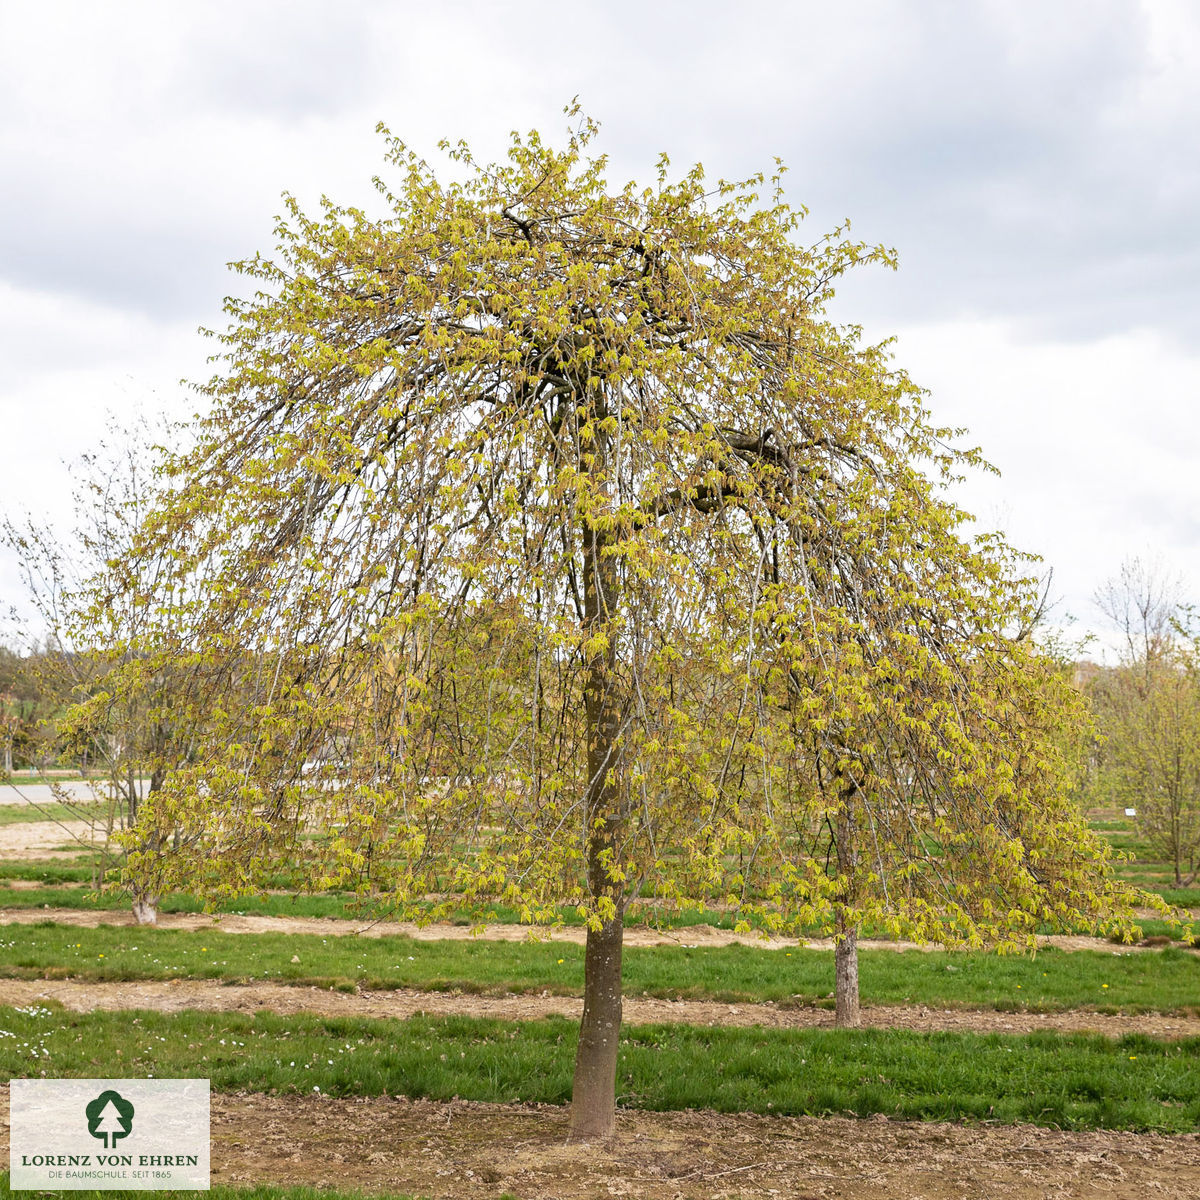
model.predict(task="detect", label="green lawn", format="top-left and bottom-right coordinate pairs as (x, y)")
top-left (2, 922), bottom-right (1197, 1013)
top-left (1091, 811), bottom-right (1199, 897)
top-left (0, 774), bottom-right (93, 785)
top-left (0, 882), bottom-right (754, 928)
top-left (1, 1005), bottom-right (1196, 1132)
top-left (0, 802), bottom-right (111, 826)
top-left (0, 807), bottom-right (1192, 946)
top-left (2, 878), bottom-right (1192, 942)
top-left (0, 862), bottom-right (97, 883)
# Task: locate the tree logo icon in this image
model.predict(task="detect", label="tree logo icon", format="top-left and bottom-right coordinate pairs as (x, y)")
top-left (85, 1089), bottom-right (135, 1148)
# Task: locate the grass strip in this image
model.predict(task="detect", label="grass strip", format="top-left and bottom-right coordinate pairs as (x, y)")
top-left (0, 1175), bottom-right (421, 1200)
top-left (0, 887), bottom-right (752, 929)
top-left (2, 882), bottom-right (1193, 943)
top-left (1, 923), bottom-right (1198, 1014)
top-left (0, 863), bottom-right (99, 883)
top-left (1, 1005), bottom-right (1197, 1132)
top-left (0, 803), bottom-right (112, 827)
top-left (0, 872), bottom-right (748, 929)
top-left (0, 888), bottom-right (386, 922)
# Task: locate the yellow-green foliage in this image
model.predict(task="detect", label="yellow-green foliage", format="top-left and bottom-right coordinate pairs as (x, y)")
top-left (123, 109), bottom-right (1151, 946)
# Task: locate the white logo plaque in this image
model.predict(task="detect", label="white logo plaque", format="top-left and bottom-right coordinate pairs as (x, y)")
top-left (9, 1078), bottom-right (210, 1190)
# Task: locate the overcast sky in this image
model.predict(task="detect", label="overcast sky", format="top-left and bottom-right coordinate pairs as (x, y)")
top-left (1, 0), bottom-right (1197, 654)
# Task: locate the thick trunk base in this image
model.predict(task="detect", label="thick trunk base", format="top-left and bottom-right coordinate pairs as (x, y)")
top-left (132, 896), bottom-right (158, 925)
top-left (835, 925), bottom-right (860, 1028)
top-left (568, 916), bottom-right (624, 1141)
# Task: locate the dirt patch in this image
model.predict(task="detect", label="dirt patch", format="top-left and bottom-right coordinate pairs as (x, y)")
top-left (0, 821), bottom-right (102, 861)
top-left (2, 976), bottom-right (1198, 1040)
top-left (1, 879), bottom-right (88, 891)
top-left (3, 1089), bottom-right (1197, 1200)
top-left (3, 905), bottom-right (1187, 955)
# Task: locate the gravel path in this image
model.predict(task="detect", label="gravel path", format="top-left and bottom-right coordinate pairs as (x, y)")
top-left (4, 1089), bottom-right (1198, 1200)
top-left (2, 976), bottom-right (1198, 1039)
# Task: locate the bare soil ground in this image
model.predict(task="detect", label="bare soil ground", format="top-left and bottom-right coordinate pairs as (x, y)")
top-left (4, 1088), bottom-right (1199, 1199)
top-left (0, 821), bottom-right (100, 860)
top-left (2, 976), bottom-right (1198, 1039)
top-left (2, 905), bottom-right (1184, 955)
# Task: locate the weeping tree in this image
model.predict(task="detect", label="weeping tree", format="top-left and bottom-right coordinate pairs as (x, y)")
top-left (751, 583), bottom-right (1145, 1027)
top-left (129, 110), bottom-right (1150, 1136)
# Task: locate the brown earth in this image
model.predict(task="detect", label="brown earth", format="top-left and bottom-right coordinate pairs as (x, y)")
top-left (2, 976), bottom-right (1199, 1040)
top-left (0, 821), bottom-right (101, 860)
top-left (3, 1088), bottom-right (1199, 1200)
top-left (3, 905), bottom-right (1187, 955)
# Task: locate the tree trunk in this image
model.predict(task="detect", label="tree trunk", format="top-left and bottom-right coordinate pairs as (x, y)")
top-left (568, 385), bottom-right (627, 1142)
top-left (834, 911), bottom-right (860, 1028)
top-left (833, 770), bottom-right (861, 1028)
top-left (131, 890), bottom-right (158, 925)
top-left (130, 776), bottom-right (163, 926)
top-left (569, 912), bottom-right (624, 1140)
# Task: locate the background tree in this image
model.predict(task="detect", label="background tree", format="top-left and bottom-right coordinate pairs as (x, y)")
top-left (0, 631), bottom-right (81, 778)
top-left (131, 111), bottom-right (1147, 1136)
top-left (0, 644), bottom-right (28, 775)
top-left (717, 514), bottom-right (1136, 1027)
top-left (1, 416), bottom-right (208, 921)
top-left (1089, 560), bottom-right (1200, 886)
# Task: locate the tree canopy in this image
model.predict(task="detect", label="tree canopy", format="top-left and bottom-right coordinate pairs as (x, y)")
top-left (128, 110), bottom-right (1149, 1137)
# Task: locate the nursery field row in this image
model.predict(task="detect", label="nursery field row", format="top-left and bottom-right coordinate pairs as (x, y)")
top-left (2, 879), bottom-right (1194, 940)
top-left (4, 976), bottom-right (1200, 1040)
top-left (1, 920), bottom-right (1198, 1014)
top-left (2, 1005), bottom-right (1199, 1132)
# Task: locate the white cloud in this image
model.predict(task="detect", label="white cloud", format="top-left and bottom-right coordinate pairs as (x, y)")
top-left (0, 282), bottom-right (204, 571)
top-left (889, 318), bottom-right (1200, 635)
top-left (1, 0), bottom-right (1198, 644)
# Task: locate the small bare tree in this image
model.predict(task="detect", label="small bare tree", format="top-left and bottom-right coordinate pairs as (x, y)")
top-left (1091, 559), bottom-right (1200, 886)
top-left (1, 414), bottom-right (207, 922)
